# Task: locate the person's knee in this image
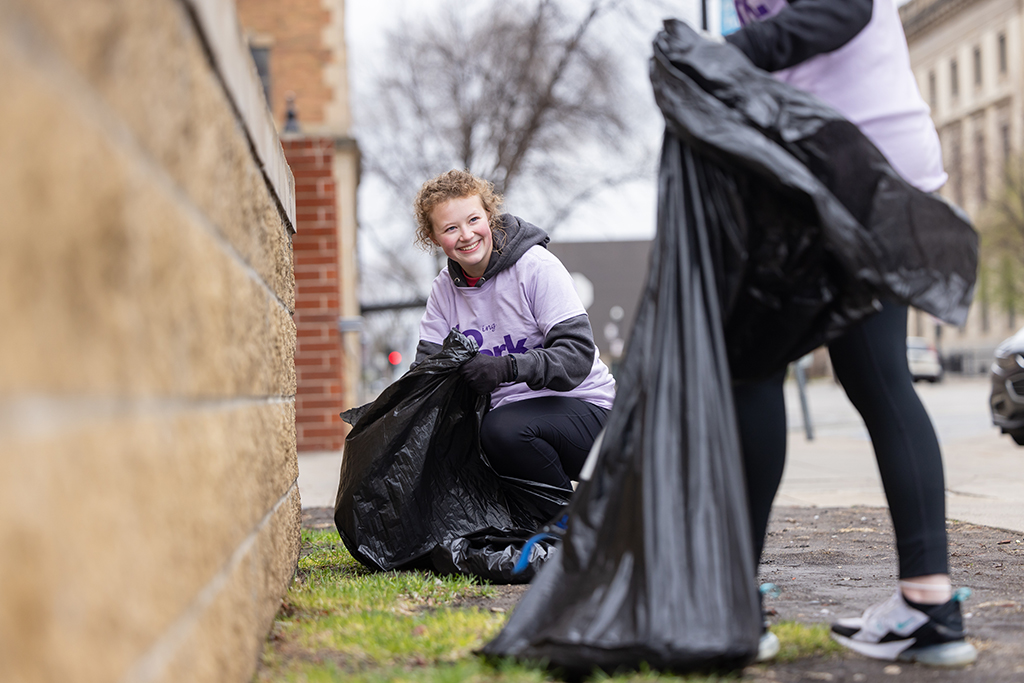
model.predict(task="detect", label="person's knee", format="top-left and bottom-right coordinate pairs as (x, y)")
top-left (480, 412), bottom-right (526, 459)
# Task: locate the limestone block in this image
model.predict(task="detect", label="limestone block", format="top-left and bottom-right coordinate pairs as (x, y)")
top-left (0, 401), bottom-right (298, 683)
top-left (2, 0), bottom-right (295, 307)
top-left (0, 5), bottom-right (301, 683)
top-left (143, 487), bottom-right (302, 683)
top-left (0, 34), bottom-right (295, 397)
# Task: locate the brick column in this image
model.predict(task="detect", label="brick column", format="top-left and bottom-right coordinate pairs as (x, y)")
top-left (284, 137), bottom-right (346, 451)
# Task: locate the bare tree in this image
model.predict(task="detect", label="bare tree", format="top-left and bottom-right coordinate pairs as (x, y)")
top-left (988, 155), bottom-right (1024, 261)
top-left (372, 0), bottom-right (641, 190)
top-left (358, 0), bottom-right (660, 290)
top-left (353, 0), bottom-right (673, 391)
top-left (977, 154), bottom-right (1024, 327)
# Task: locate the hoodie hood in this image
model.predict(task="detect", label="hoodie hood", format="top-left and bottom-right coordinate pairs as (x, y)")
top-left (447, 214), bottom-right (549, 286)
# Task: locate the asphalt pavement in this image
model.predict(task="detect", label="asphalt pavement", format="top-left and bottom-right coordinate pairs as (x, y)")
top-left (297, 374), bottom-right (1024, 533)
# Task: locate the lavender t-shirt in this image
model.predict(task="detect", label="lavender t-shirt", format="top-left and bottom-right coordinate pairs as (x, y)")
top-left (419, 245), bottom-right (616, 410)
top-left (734, 0), bottom-right (946, 192)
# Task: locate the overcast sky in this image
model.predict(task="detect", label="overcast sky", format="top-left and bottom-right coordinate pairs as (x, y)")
top-left (343, 0), bottom-right (703, 243)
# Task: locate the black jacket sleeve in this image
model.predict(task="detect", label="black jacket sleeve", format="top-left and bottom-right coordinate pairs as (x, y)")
top-left (413, 339), bottom-right (443, 368)
top-left (514, 314), bottom-right (596, 392)
top-left (724, 0), bottom-right (873, 72)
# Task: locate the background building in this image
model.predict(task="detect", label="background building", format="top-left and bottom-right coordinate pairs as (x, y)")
top-left (548, 240), bottom-right (652, 374)
top-left (236, 0), bottom-right (361, 451)
top-left (0, 0), bottom-right (299, 681)
top-left (902, 0), bottom-right (1024, 371)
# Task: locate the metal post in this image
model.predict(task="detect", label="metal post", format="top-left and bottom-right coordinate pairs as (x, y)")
top-left (795, 355), bottom-right (814, 441)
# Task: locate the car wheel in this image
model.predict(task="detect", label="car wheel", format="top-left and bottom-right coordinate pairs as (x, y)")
top-left (1011, 430), bottom-right (1024, 446)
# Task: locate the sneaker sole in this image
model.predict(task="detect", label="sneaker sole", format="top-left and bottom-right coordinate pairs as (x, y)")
top-left (830, 632), bottom-right (912, 661)
top-left (756, 632), bottom-right (780, 662)
top-left (898, 640), bottom-right (978, 667)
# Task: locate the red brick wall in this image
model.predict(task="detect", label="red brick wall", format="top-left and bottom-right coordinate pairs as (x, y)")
top-left (284, 137), bottom-right (346, 451)
top-left (235, 0), bottom-right (334, 127)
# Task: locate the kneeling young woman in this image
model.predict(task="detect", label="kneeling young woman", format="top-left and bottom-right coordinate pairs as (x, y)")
top-left (413, 169), bottom-right (615, 493)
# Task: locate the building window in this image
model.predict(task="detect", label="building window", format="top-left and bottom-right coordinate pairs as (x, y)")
top-left (928, 70), bottom-right (937, 109)
top-left (978, 261), bottom-right (991, 334)
top-left (951, 139), bottom-right (963, 205)
top-left (1002, 123), bottom-right (1012, 170)
top-left (999, 33), bottom-right (1007, 74)
top-left (249, 45), bottom-right (272, 107)
top-left (975, 131), bottom-right (987, 202)
top-left (950, 58), bottom-right (959, 97)
top-left (973, 46), bottom-right (982, 86)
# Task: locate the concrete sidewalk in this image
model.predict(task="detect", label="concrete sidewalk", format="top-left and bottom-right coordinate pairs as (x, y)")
top-left (297, 450), bottom-right (343, 509)
top-left (779, 375), bottom-right (1024, 533)
top-left (297, 375), bottom-right (1024, 532)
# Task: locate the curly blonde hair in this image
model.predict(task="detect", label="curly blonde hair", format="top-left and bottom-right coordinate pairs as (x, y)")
top-left (413, 170), bottom-right (505, 251)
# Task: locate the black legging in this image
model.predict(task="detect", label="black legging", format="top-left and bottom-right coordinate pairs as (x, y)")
top-left (734, 302), bottom-right (948, 578)
top-left (480, 395), bottom-right (609, 490)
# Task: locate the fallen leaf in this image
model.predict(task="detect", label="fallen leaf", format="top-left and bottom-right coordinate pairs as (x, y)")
top-left (976, 600), bottom-right (1020, 609)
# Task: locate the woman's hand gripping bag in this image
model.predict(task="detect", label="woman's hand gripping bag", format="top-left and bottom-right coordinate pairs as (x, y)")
top-left (333, 329), bottom-right (570, 583)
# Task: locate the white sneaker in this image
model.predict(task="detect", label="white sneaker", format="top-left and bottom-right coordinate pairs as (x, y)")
top-left (830, 590), bottom-right (977, 667)
top-left (756, 630), bottom-right (780, 662)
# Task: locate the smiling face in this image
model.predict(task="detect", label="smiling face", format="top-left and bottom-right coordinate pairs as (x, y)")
top-left (430, 194), bottom-right (494, 278)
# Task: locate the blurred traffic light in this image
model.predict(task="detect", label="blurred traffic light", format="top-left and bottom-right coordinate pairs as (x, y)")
top-left (388, 351), bottom-right (402, 366)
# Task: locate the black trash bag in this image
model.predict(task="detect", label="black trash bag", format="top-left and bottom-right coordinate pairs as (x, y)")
top-left (333, 329), bottom-right (571, 584)
top-left (483, 21), bottom-right (979, 675)
top-left (480, 120), bottom-right (761, 680)
top-left (482, 138), bottom-right (761, 674)
top-left (649, 20), bottom-right (977, 380)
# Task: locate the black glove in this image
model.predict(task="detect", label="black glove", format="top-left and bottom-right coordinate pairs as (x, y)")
top-left (459, 353), bottom-right (517, 394)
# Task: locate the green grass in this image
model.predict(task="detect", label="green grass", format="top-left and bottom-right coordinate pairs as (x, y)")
top-left (255, 529), bottom-right (841, 682)
top-left (769, 621), bottom-right (843, 662)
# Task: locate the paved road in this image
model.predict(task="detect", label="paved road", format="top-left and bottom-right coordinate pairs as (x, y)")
top-left (298, 375), bottom-right (1024, 532)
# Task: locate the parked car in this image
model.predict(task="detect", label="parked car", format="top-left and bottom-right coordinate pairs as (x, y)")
top-left (907, 337), bottom-right (943, 383)
top-left (990, 326), bottom-right (1024, 446)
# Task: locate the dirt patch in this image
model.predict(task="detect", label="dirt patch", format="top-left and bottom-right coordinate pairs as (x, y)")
top-left (751, 506), bottom-right (1024, 682)
top-left (301, 507), bottom-right (336, 530)
top-left (301, 506), bottom-right (1024, 681)
top-left (450, 584), bottom-right (530, 614)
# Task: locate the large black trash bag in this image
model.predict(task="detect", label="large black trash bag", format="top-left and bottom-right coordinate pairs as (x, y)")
top-left (333, 329), bottom-right (570, 584)
top-left (483, 21), bottom-right (979, 675)
top-left (649, 20), bottom-right (977, 380)
top-left (481, 141), bottom-right (761, 676)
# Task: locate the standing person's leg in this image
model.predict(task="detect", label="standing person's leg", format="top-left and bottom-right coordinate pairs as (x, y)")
top-left (479, 396), bottom-right (608, 490)
top-left (827, 302), bottom-right (975, 666)
top-left (733, 368), bottom-right (788, 663)
top-left (733, 369), bottom-right (789, 564)
top-left (829, 303), bottom-right (949, 586)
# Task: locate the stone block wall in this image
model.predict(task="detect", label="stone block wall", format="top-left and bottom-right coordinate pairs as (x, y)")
top-left (236, 0), bottom-right (361, 449)
top-left (0, 0), bottom-right (299, 681)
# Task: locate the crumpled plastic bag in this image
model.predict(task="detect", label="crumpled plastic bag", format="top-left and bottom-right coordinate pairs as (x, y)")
top-left (333, 330), bottom-right (570, 583)
top-left (650, 20), bottom-right (977, 380)
top-left (482, 20), bottom-right (978, 675)
top-left (481, 138), bottom-right (761, 674)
